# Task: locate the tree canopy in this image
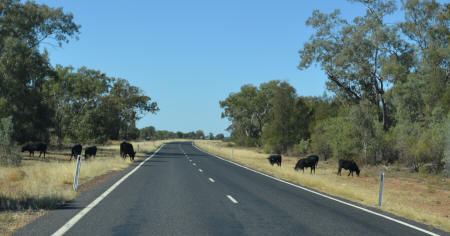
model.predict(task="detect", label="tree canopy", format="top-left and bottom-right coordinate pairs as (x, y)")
top-left (221, 0), bottom-right (449, 173)
top-left (0, 1), bottom-right (159, 147)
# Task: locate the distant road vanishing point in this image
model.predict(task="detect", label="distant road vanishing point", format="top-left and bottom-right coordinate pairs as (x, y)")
top-left (15, 142), bottom-right (445, 236)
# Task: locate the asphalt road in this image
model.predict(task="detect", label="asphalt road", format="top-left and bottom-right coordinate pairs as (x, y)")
top-left (14, 142), bottom-right (447, 236)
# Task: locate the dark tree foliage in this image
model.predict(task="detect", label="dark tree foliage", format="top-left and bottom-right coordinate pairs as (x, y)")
top-left (46, 66), bottom-right (159, 143)
top-left (219, 0), bottom-right (448, 172)
top-left (220, 80), bottom-right (312, 153)
top-left (0, 0), bottom-right (80, 143)
top-left (296, 0), bottom-right (448, 170)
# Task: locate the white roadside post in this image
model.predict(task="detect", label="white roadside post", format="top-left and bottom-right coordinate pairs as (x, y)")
top-left (231, 148), bottom-right (234, 158)
top-left (73, 155), bottom-right (82, 191)
top-left (137, 144), bottom-right (140, 153)
top-left (378, 172), bottom-right (384, 206)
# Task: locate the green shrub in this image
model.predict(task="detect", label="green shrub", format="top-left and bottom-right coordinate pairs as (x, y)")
top-left (225, 142), bottom-right (234, 147)
top-left (310, 122), bottom-right (333, 160)
top-left (293, 139), bottom-right (310, 155)
top-left (443, 114), bottom-right (450, 177)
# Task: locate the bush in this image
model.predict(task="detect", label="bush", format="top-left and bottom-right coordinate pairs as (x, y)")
top-left (394, 108), bottom-right (448, 172)
top-left (322, 115), bottom-right (359, 161)
top-left (225, 142), bottom-right (234, 147)
top-left (0, 117), bottom-right (21, 166)
top-left (443, 114), bottom-right (450, 177)
top-left (308, 102), bottom-right (391, 164)
top-left (310, 121), bottom-right (333, 160)
top-left (293, 139), bottom-right (310, 155)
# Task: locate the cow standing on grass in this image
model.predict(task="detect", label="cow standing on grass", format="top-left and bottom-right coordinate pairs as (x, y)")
top-left (337, 159), bottom-right (360, 177)
top-left (267, 154), bottom-right (282, 166)
top-left (120, 142), bottom-right (136, 161)
top-left (84, 146), bottom-right (97, 159)
top-left (21, 143), bottom-right (47, 158)
top-left (294, 155), bottom-right (319, 174)
top-left (70, 144), bottom-right (82, 161)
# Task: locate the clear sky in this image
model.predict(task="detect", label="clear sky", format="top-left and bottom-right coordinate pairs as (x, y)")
top-left (35, 0), bottom-right (403, 135)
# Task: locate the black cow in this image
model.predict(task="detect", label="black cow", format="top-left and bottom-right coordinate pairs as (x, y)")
top-left (294, 155), bottom-right (319, 174)
top-left (21, 143), bottom-right (47, 158)
top-left (337, 159), bottom-right (360, 177)
top-left (267, 154), bottom-right (282, 166)
top-left (70, 144), bottom-right (82, 161)
top-left (84, 146), bottom-right (97, 159)
top-left (120, 142), bottom-right (136, 161)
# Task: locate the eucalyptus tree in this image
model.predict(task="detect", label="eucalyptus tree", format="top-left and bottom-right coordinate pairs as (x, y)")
top-left (399, 0), bottom-right (449, 114)
top-left (298, 0), bottom-right (413, 130)
top-left (391, 0), bottom-right (449, 170)
top-left (104, 79), bottom-right (159, 140)
top-left (0, 0), bottom-right (80, 142)
top-left (220, 84), bottom-right (268, 146)
top-left (140, 126), bottom-right (156, 140)
top-left (261, 81), bottom-right (310, 153)
top-left (195, 130), bottom-right (205, 139)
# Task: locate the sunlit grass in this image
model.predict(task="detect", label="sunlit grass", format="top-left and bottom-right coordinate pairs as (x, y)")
top-left (0, 140), bottom-right (171, 211)
top-left (195, 140), bottom-right (450, 232)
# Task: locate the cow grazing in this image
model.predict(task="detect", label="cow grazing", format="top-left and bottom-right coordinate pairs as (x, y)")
top-left (120, 142), bottom-right (136, 161)
top-left (294, 155), bottom-right (319, 174)
top-left (21, 143), bottom-right (47, 158)
top-left (267, 154), bottom-right (282, 166)
top-left (70, 144), bottom-right (82, 161)
top-left (84, 146), bottom-right (97, 159)
top-left (337, 159), bottom-right (360, 177)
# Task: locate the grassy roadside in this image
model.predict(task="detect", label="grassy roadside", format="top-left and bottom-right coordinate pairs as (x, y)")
top-left (0, 139), bottom-right (168, 235)
top-left (195, 140), bottom-right (450, 232)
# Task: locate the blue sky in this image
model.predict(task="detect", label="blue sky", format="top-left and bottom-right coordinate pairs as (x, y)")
top-left (35, 0), bottom-right (404, 135)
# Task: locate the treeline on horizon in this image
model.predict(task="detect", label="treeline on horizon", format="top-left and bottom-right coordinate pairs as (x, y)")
top-left (139, 126), bottom-right (226, 141)
top-left (220, 0), bottom-right (449, 174)
top-left (0, 1), bottom-right (158, 165)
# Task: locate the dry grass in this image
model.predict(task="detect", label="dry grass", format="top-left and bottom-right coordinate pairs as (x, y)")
top-left (0, 210), bottom-right (47, 236)
top-left (0, 140), bottom-right (171, 210)
top-left (0, 140), bottom-right (170, 235)
top-left (195, 140), bottom-right (450, 232)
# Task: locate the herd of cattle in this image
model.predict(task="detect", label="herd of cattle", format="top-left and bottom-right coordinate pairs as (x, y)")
top-left (268, 154), bottom-right (361, 176)
top-left (21, 141), bottom-right (137, 161)
top-left (21, 141), bottom-right (360, 176)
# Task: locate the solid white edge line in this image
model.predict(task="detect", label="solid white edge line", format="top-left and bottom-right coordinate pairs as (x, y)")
top-left (192, 143), bottom-right (440, 236)
top-left (52, 145), bottom-right (165, 236)
top-left (226, 195), bottom-right (238, 204)
top-left (209, 177), bottom-right (215, 183)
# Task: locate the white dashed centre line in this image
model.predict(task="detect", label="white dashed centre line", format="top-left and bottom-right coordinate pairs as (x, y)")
top-left (189, 160), bottom-right (192, 162)
top-left (193, 163), bottom-right (197, 166)
top-left (226, 195), bottom-right (238, 204)
top-left (209, 178), bottom-right (215, 183)
top-left (198, 169), bottom-right (203, 172)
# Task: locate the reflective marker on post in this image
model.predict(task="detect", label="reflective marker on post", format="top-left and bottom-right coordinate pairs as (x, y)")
top-left (378, 173), bottom-right (384, 206)
top-left (73, 155), bottom-right (82, 191)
